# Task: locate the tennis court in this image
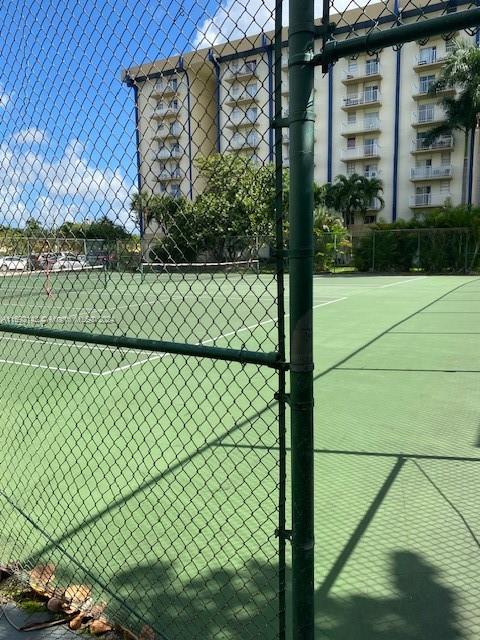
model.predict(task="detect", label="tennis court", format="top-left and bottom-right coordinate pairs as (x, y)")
top-left (0, 272), bottom-right (479, 638)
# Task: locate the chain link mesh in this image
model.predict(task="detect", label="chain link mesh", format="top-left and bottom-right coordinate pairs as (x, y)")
top-left (1, 0), bottom-right (480, 637)
top-left (0, 0), bottom-right (285, 637)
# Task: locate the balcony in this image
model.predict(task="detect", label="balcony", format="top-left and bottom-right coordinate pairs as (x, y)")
top-left (411, 135), bottom-right (454, 153)
top-left (153, 105), bottom-right (180, 118)
top-left (367, 198), bottom-right (383, 211)
top-left (412, 83), bottom-right (455, 100)
top-left (225, 64), bottom-right (258, 82)
top-left (342, 63), bottom-right (382, 84)
top-left (283, 157), bottom-right (290, 167)
top-left (409, 193), bottom-right (450, 208)
top-left (157, 148), bottom-right (182, 160)
top-left (282, 56), bottom-right (288, 69)
top-left (410, 165), bottom-right (453, 180)
top-left (342, 91), bottom-right (381, 109)
top-left (230, 136), bottom-right (260, 150)
top-left (413, 53), bottom-right (447, 71)
top-left (341, 144), bottom-right (381, 161)
top-left (156, 124), bottom-right (182, 139)
top-left (341, 118), bottom-right (381, 136)
top-left (153, 81), bottom-right (179, 97)
top-left (227, 113), bottom-right (259, 128)
top-left (364, 169), bottom-right (382, 179)
top-left (226, 89), bottom-right (259, 104)
top-left (158, 170), bottom-right (182, 181)
top-left (411, 109), bottom-right (447, 127)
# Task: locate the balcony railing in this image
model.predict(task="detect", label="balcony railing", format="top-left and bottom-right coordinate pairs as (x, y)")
top-left (229, 113), bottom-right (258, 127)
top-left (341, 118), bottom-right (381, 134)
top-left (409, 193), bottom-right (450, 207)
top-left (410, 166), bottom-right (453, 179)
top-left (367, 198), bottom-right (383, 211)
top-left (230, 137), bottom-right (260, 150)
top-left (227, 89), bottom-right (258, 103)
top-left (341, 144), bottom-right (381, 160)
top-left (158, 148), bottom-right (182, 160)
top-left (414, 53), bottom-right (447, 67)
top-left (154, 81), bottom-right (179, 95)
top-left (412, 135), bottom-right (454, 152)
top-left (154, 105), bottom-right (180, 117)
top-left (412, 109), bottom-right (446, 125)
top-left (343, 91), bottom-right (381, 107)
top-left (158, 170), bottom-right (182, 180)
top-left (364, 169), bottom-right (382, 179)
top-left (343, 63), bottom-right (381, 81)
top-left (157, 125), bottom-right (182, 138)
top-left (226, 64), bottom-right (258, 80)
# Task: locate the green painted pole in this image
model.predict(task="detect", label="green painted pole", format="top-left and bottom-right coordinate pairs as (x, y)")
top-left (288, 0), bottom-right (315, 636)
top-left (0, 322), bottom-right (283, 369)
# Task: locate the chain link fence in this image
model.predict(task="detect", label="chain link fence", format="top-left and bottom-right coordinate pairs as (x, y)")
top-left (0, 0), bottom-right (286, 638)
top-left (0, 0), bottom-right (479, 638)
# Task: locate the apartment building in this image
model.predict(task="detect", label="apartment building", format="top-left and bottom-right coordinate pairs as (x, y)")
top-left (124, 0), bottom-right (478, 236)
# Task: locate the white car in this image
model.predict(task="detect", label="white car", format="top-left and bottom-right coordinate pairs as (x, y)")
top-left (51, 257), bottom-right (87, 271)
top-left (0, 256), bottom-right (28, 272)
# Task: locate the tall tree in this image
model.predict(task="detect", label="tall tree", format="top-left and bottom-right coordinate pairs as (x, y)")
top-left (427, 41), bottom-right (480, 202)
top-left (324, 174), bottom-right (384, 225)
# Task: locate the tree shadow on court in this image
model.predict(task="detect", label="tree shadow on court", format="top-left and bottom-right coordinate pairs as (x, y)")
top-left (96, 549), bottom-right (462, 640)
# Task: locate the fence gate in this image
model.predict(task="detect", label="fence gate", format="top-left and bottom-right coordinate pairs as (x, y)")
top-left (0, 0), bottom-right (479, 638)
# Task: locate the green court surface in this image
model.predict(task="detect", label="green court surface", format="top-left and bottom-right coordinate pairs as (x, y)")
top-left (0, 273), bottom-right (479, 639)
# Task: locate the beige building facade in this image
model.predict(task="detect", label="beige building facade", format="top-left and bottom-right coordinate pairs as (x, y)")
top-left (124, 0), bottom-right (477, 238)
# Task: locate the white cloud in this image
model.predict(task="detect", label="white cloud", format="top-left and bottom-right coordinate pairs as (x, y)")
top-left (194, 0), bottom-right (376, 47)
top-left (10, 128), bottom-right (49, 146)
top-left (0, 89), bottom-right (10, 110)
top-left (0, 135), bottom-right (135, 231)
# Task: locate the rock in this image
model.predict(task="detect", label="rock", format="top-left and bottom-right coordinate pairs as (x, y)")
top-left (47, 597), bottom-right (63, 612)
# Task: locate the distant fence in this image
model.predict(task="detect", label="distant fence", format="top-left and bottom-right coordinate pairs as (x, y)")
top-left (314, 228), bottom-right (476, 274)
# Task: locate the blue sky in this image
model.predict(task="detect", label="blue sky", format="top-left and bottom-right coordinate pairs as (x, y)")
top-left (0, 0), bottom-right (357, 231)
top-left (0, 0), bottom-right (226, 231)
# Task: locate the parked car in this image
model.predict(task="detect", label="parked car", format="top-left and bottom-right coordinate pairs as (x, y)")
top-left (51, 256), bottom-right (87, 271)
top-left (0, 256), bottom-right (29, 272)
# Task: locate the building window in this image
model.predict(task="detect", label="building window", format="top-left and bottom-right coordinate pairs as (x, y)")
top-left (364, 85), bottom-right (379, 101)
top-left (364, 215), bottom-right (376, 224)
top-left (365, 58), bottom-right (379, 75)
top-left (440, 180), bottom-right (450, 194)
top-left (347, 111), bottom-right (356, 124)
top-left (418, 103), bottom-right (434, 123)
top-left (347, 60), bottom-right (358, 76)
top-left (347, 137), bottom-right (356, 149)
top-left (246, 82), bottom-right (258, 97)
top-left (445, 39), bottom-right (456, 54)
top-left (441, 151), bottom-right (451, 165)
top-left (245, 59), bottom-right (257, 72)
top-left (346, 161), bottom-right (356, 175)
top-left (364, 138), bottom-right (377, 155)
top-left (364, 164), bottom-right (378, 178)
top-left (246, 107), bottom-right (258, 122)
top-left (419, 75), bottom-right (435, 94)
top-left (364, 111), bottom-right (379, 128)
top-left (418, 46), bottom-right (437, 65)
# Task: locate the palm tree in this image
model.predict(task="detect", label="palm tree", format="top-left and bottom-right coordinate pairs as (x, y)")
top-left (427, 41), bottom-right (480, 204)
top-left (324, 174), bottom-right (384, 225)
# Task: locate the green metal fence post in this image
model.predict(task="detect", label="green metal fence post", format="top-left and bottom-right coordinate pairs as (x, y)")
top-left (288, 0), bottom-right (315, 636)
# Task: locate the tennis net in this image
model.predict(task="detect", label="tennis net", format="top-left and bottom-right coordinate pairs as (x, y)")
top-left (0, 265), bottom-right (107, 303)
top-left (140, 260), bottom-right (260, 281)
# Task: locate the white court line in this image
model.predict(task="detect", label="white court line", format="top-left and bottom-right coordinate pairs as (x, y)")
top-left (101, 296), bottom-right (348, 376)
top-left (0, 357), bottom-right (103, 377)
top-left (1, 334), bottom-right (149, 357)
top-left (379, 276), bottom-right (427, 289)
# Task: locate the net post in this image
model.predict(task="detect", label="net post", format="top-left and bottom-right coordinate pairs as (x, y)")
top-left (288, 0), bottom-right (315, 635)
